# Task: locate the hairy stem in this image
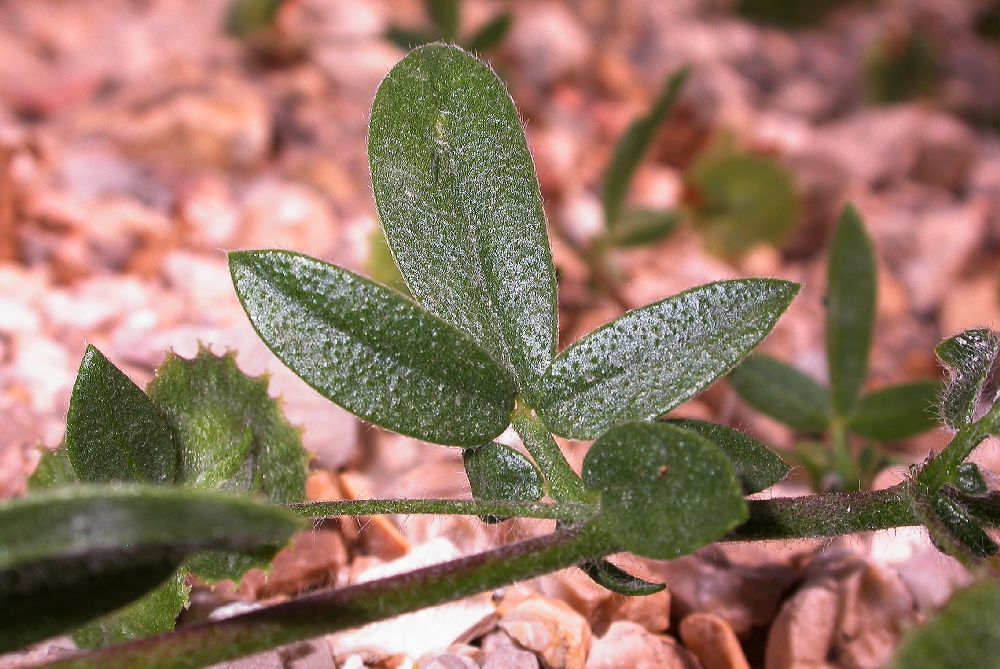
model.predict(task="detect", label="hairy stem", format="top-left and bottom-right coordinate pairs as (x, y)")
top-left (289, 498), bottom-right (596, 523)
top-left (918, 421), bottom-right (989, 491)
top-left (512, 401), bottom-right (589, 503)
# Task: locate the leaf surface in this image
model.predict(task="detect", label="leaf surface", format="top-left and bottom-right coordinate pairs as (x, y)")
top-left (540, 279), bottom-right (798, 439)
top-left (936, 328), bottom-right (1000, 429)
top-left (668, 419), bottom-right (789, 493)
top-left (581, 559), bottom-right (666, 596)
top-left (65, 345), bottom-right (176, 484)
top-left (728, 354), bottom-right (831, 433)
top-left (847, 381), bottom-right (940, 441)
top-left (463, 442), bottom-right (542, 523)
top-left (826, 206), bottom-right (876, 415)
top-left (0, 486), bottom-right (298, 652)
top-left (369, 44), bottom-right (557, 396)
top-left (230, 250), bottom-right (516, 446)
top-left (583, 422), bottom-right (747, 559)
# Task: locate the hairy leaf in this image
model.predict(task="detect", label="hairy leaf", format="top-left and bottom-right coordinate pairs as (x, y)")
top-left (888, 580), bottom-right (1000, 669)
top-left (581, 559), bottom-right (666, 596)
top-left (847, 381), bottom-right (940, 441)
top-left (956, 463), bottom-right (988, 496)
top-left (73, 570), bottom-right (190, 650)
top-left (936, 328), bottom-right (1000, 429)
top-left (668, 419), bottom-right (789, 493)
top-left (826, 206), bottom-right (876, 415)
top-left (27, 446), bottom-right (77, 491)
top-left (230, 250), bottom-right (516, 446)
top-left (464, 13), bottom-right (512, 52)
top-left (0, 486), bottom-right (299, 652)
top-left (583, 422), bottom-right (747, 559)
top-left (369, 44), bottom-right (557, 396)
top-left (603, 68), bottom-right (689, 227)
top-left (65, 345), bottom-right (176, 484)
top-left (540, 279), bottom-right (799, 439)
top-left (910, 485), bottom-right (997, 566)
top-left (148, 349), bottom-right (308, 582)
top-left (728, 354), bottom-right (831, 433)
top-left (463, 442), bottom-right (542, 523)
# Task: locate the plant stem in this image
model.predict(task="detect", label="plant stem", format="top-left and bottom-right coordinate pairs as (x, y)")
top-left (289, 498), bottom-right (595, 523)
top-left (35, 524), bottom-right (615, 669)
top-left (918, 421), bottom-right (990, 492)
top-left (511, 401), bottom-right (589, 503)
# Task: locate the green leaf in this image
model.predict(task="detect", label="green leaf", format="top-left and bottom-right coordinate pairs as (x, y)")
top-left (385, 26), bottom-right (438, 51)
top-left (73, 570), bottom-right (190, 650)
top-left (956, 463), bottom-right (988, 496)
top-left (147, 348), bottom-right (308, 582)
top-left (581, 559), bottom-right (666, 596)
top-left (668, 419), bottom-right (789, 493)
top-left (65, 345), bottom-right (177, 484)
top-left (910, 485), bottom-right (997, 565)
top-left (0, 485), bottom-right (299, 652)
top-left (686, 143), bottom-right (797, 257)
top-left (464, 13), bottom-right (512, 52)
top-left (888, 580), bottom-right (1000, 669)
top-left (728, 354), bottom-right (831, 433)
top-left (230, 250), bottom-right (516, 447)
top-left (582, 422), bottom-right (748, 559)
top-left (603, 68), bottom-right (689, 228)
top-left (936, 328), bottom-right (1000, 429)
top-left (539, 279), bottom-right (799, 440)
top-left (826, 205), bottom-right (876, 415)
top-left (27, 446), bottom-right (77, 491)
top-left (847, 381), bottom-right (940, 441)
top-left (462, 442), bottom-right (542, 523)
top-left (369, 44), bottom-right (558, 396)
top-left (601, 209), bottom-right (680, 248)
top-left (425, 0), bottom-right (459, 39)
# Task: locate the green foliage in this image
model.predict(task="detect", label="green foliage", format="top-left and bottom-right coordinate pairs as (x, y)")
top-left (27, 446), bottom-right (76, 491)
top-left (386, 1), bottom-right (511, 52)
top-left (936, 328), bottom-right (1000, 429)
top-left (889, 580), bottom-right (1000, 669)
top-left (369, 44), bottom-right (557, 397)
top-left (583, 422), bottom-right (748, 559)
top-left (0, 485), bottom-right (298, 652)
top-left (462, 442), bottom-right (542, 523)
top-left (667, 419), bottom-right (790, 493)
top-left (686, 140), bottom-right (798, 258)
top-left (730, 206), bottom-right (938, 491)
top-left (581, 559), bottom-right (665, 596)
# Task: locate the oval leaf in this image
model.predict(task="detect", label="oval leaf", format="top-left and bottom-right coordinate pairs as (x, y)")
top-left (0, 485), bottom-right (299, 652)
top-left (936, 328), bottom-right (1000, 429)
top-left (668, 419), bottom-right (790, 493)
top-left (728, 354), bottom-right (831, 434)
top-left (369, 44), bottom-right (558, 396)
top-left (582, 422), bottom-right (748, 560)
top-left (581, 559), bottom-right (666, 596)
top-left (889, 580), bottom-right (1000, 669)
top-left (826, 205), bottom-right (876, 415)
top-left (539, 279), bottom-right (799, 440)
top-left (463, 442), bottom-right (542, 523)
top-left (847, 381), bottom-right (940, 441)
top-left (66, 345), bottom-right (176, 484)
top-left (230, 250), bottom-right (516, 447)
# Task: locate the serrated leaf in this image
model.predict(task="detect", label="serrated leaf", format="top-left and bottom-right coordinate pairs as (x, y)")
top-left (65, 345), bottom-right (176, 484)
top-left (463, 442), bottom-right (542, 523)
top-left (539, 279), bottom-right (799, 440)
top-left (230, 250), bottom-right (516, 447)
top-left (686, 143), bottom-right (797, 257)
top-left (73, 569), bottom-right (190, 650)
top-left (847, 381), bottom-right (940, 441)
top-left (464, 13), bottom-right (512, 52)
top-left (369, 44), bottom-right (558, 396)
top-left (27, 446), bottom-right (77, 491)
top-left (603, 68), bottom-right (689, 228)
top-left (826, 205), bottom-right (876, 415)
top-left (0, 485), bottom-right (299, 652)
top-left (583, 422), bottom-right (748, 560)
top-left (936, 328), bottom-right (1000, 429)
top-left (888, 580), bottom-right (1000, 669)
top-left (668, 419), bottom-right (789, 493)
top-left (581, 559), bottom-right (666, 596)
top-left (728, 354), bottom-right (831, 433)
top-left (147, 348), bottom-right (308, 582)
top-left (602, 209), bottom-right (680, 248)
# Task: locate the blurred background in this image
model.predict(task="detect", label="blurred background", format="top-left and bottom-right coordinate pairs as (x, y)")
top-left (0, 1), bottom-right (998, 667)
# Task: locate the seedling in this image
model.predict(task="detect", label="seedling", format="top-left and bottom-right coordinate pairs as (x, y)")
top-left (729, 207), bottom-right (939, 491)
top-left (386, 0), bottom-right (511, 52)
top-left (8, 45), bottom-right (1000, 669)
